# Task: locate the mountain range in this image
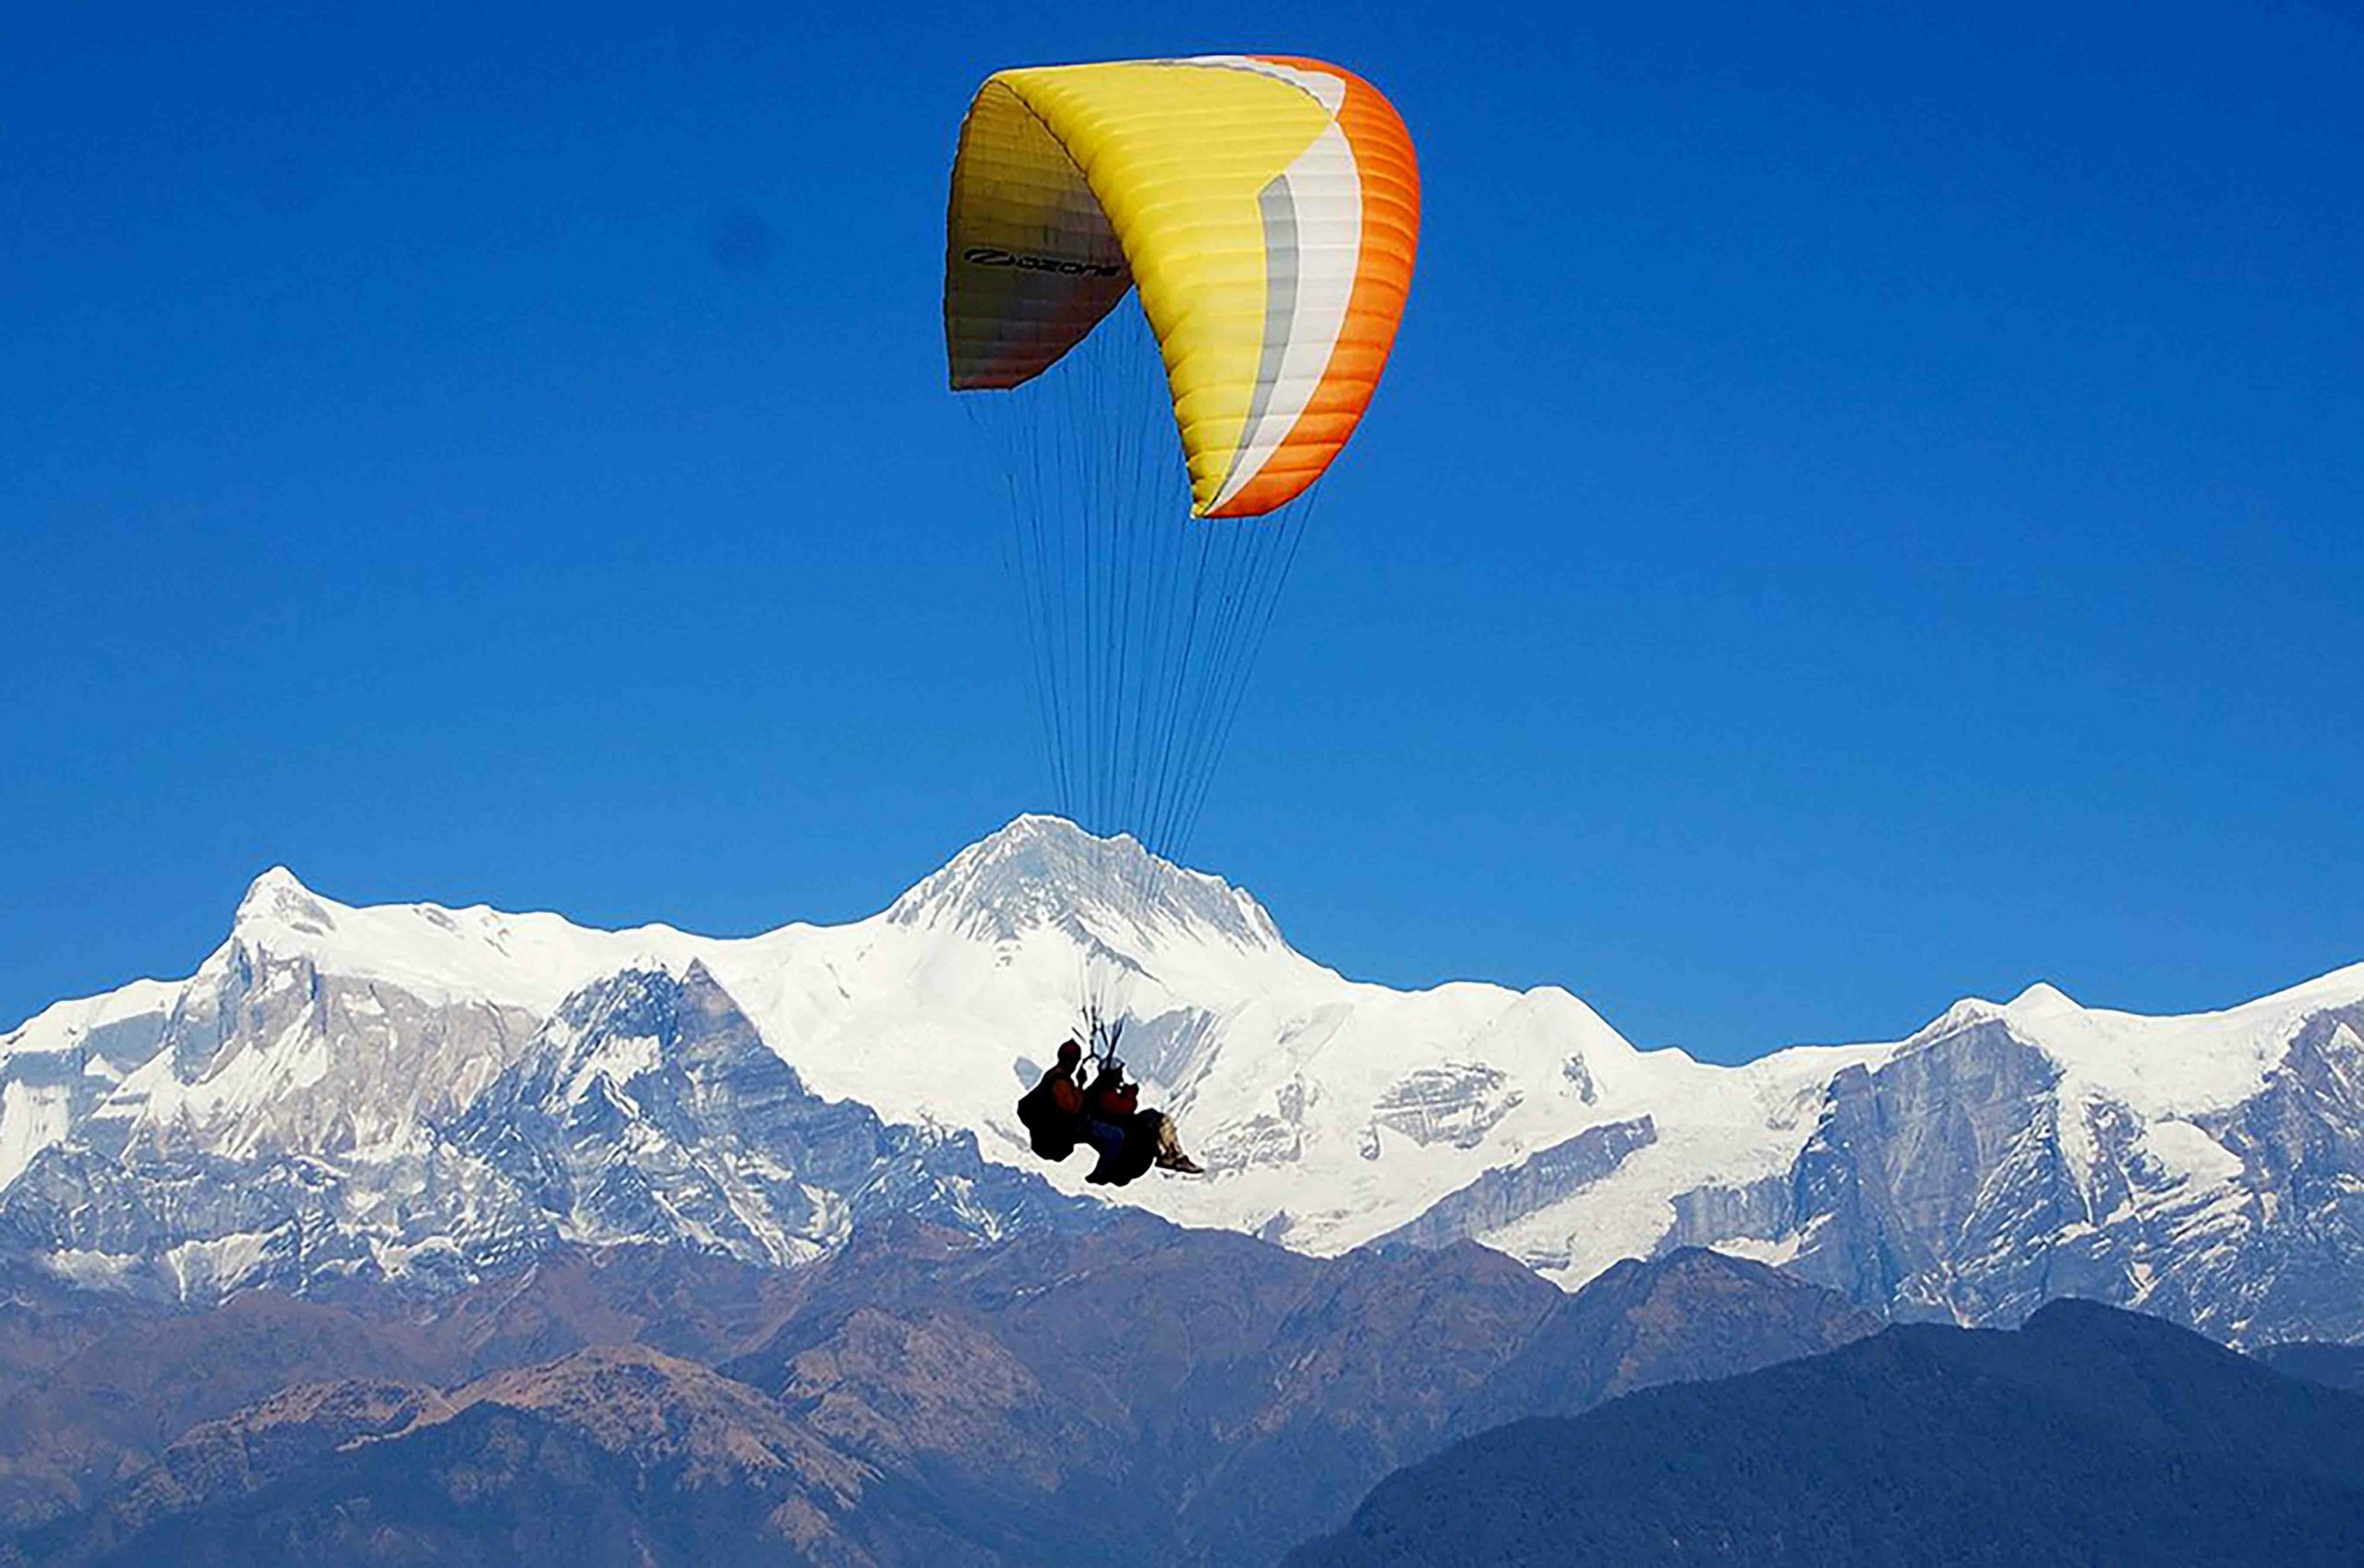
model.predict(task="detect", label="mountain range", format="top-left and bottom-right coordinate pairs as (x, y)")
top-left (5, 814), bottom-right (2362, 1345)
top-left (0, 1220), bottom-right (1875, 1565)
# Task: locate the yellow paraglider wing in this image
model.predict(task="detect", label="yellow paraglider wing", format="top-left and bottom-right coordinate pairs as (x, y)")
top-left (947, 55), bottom-right (1419, 517)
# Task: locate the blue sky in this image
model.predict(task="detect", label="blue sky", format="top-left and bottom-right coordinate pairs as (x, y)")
top-left (5, 2), bottom-right (2359, 1060)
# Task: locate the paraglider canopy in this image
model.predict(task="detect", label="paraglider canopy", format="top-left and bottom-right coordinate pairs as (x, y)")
top-left (947, 54), bottom-right (1419, 517)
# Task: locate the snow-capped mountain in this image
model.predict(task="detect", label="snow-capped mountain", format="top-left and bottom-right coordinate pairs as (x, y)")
top-left (4, 815), bottom-right (2361, 1343)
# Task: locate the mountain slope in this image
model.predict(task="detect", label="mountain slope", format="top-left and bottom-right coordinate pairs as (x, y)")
top-left (1287, 1299), bottom-right (2364, 1568)
top-left (2261, 1341), bottom-right (2364, 1394)
top-left (0, 1241), bottom-right (822, 1537)
top-left (1443, 1246), bottom-right (1881, 1441)
top-left (64, 1345), bottom-right (906, 1568)
top-left (0, 964), bottom-right (1074, 1303)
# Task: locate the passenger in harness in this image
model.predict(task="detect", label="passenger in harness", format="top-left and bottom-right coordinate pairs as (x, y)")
top-left (1016, 1039), bottom-right (1090, 1160)
top-left (1080, 1053), bottom-right (1203, 1185)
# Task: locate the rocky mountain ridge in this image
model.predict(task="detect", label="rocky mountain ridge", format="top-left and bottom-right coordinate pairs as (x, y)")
top-left (0, 963), bottom-right (1073, 1304)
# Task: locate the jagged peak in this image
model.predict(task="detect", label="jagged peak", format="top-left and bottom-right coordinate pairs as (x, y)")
top-left (1904, 981), bottom-right (2080, 1047)
top-left (1906, 995), bottom-right (2010, 1047)
top-left (542, 959), bottom-right (730, 1038)
top-left (234, 865), bottom-right (341, 937)
top-left (884, 814), bottom-right (1287, 952)
top-left (550, 959), bottom-right (674, 1010)
top-left (239, 863), bottom-right (310, 900)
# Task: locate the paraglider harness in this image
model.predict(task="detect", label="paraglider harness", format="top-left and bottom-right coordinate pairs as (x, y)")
top-left (1076, 1008), bottom-right (1169, 1185)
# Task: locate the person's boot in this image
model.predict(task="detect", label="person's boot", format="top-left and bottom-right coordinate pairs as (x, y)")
top-left (1156, 1152), bottom-right (1204, 1175)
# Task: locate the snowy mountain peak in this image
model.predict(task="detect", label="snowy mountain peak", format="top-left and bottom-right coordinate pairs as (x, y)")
top-left (234, 865), bottom-right (338, 938)
top-left (2005, 981), bottom-right (2082, 1018)
top-left (216, 867), bottom-right (709, 1013)
top-left (1893, 961), bottom-right (2364, 1127)
top-left (1902, 995), bottom-right (2006, 1047)
top-left (884, 814), bottom-right (1285, 952)
top-left (1906, 981), bottom-right (2089, 1050)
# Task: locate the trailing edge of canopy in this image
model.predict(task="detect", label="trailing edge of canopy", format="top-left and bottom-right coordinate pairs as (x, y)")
top-left (945, 54), bottom-right (1418, 518)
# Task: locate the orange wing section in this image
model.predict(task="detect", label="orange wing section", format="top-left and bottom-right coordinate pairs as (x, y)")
top-left (1207, 60), bottom-right (1421, 518)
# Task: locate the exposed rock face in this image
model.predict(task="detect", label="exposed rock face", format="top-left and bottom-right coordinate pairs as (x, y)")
top-left (0, 965), bottom-right (1079, 1304)
top-left (1369, 1063), bottom-right (1523, 1149)
top-left (1413, 988), bottom-right (2364, 1347)
top-left (0, 942), bottom-right (532, 1194)
top-left (2183, 1008), bottom-right (2364, 1340)
top-left (1736, 1003), bottom-right (2364, 1344)
top-left (451, 964), bottom-right (1062, 1269)
top-left (1371, 1117), bottom-right (1657, 1252)
top-left (1784, 1019), bottom-right (2080, 1322)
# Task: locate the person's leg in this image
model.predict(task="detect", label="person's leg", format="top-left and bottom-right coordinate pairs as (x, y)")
top-left (1150, 1112), bottom-right (1203, 1173)
top-left (1083, 1119), bottom-right (1127, 1183)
